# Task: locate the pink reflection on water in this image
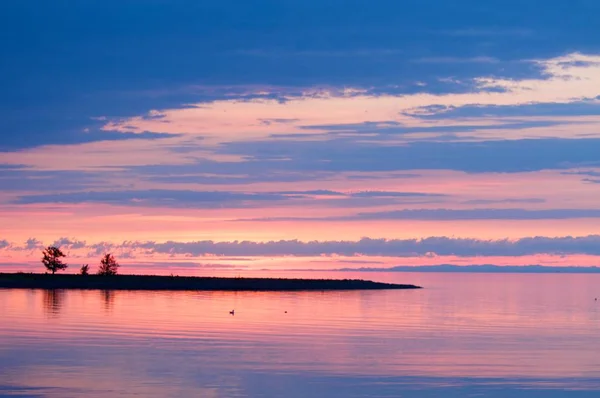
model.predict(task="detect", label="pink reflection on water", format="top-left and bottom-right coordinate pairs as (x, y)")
top-left (1, 273), bottom-right (600, 381)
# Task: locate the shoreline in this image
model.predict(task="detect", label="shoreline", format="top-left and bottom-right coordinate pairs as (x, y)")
top-left (0, 273), bottom-right (422, 291)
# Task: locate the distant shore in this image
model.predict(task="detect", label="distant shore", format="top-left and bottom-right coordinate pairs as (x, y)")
top-left (0, 273), bottom-right (421, 291)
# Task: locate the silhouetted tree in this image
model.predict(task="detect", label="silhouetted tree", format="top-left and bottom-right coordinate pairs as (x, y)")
top-left (97, 254), bottom-right (119, 276)
top-left (80, 264), bottom-right (90, 275)
top-left (41, 246), bottom-right (67, 274)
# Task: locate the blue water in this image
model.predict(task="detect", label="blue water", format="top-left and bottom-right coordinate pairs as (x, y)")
top-left (1, 272), bottom-right (600, 397)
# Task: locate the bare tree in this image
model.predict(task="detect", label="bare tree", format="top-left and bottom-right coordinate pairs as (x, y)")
top-left (41, 246), bottom-right (67, 274)
top-left (97, 254), bottom-right (119, 276)
top-left (80, 264), bottom-right (90, 275)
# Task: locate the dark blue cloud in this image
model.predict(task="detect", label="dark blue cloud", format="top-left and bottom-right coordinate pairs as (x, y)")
top-left (142, 171), bottom-right (419, 186)
top-left (350, 191), bottom-right (445, 198)
top-left (7, 234), bottom-right (600, 257)
top-left (407, 102), bottom-right (600, 120)
top-left (559, 170), bottom-right (600, 185)
top-left (346, 173), bottom-right (420, 180)
top-left (0, 127), bottom-right (177, 151)
top-left (278, 190), bottom-right (346, 196)
top-left (242, 208), bottom-right (600, 222)
top-left (123, 234), bottom-right (600, 257)
top-left (2, 0), bottom-right (599, 149)
top-left (297, 120), bottom-right (571, 138)
top-left (277, 190), bottom-right (445, 199)
top-left (24, 238), bottom-right (43, 250)
top-left (52, 237), bottom-right (87, 250)
top-left (563, 170), bottom-right (600, 178)
top-left (7, 136), bottom-right (594, 193)
top-left (11, 189), bottom-right (448, 208)
top-left (0, 169), bottom-right (112, 191)
top-left (461, 198), bottom-right (546, 205)
top-left (64, 137), bottom-right (599, 189)
top-left (343, 208), bottom-right (600, 221)
top-left (144, 171), bottom-right (332, 185)
top-left (217, 138), bottom-right (600, 173)
top-left (13, 189), bottom-right (296, 208)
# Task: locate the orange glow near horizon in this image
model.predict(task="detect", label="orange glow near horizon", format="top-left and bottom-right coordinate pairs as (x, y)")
top-left (2, 253), bottom-right (599, 275)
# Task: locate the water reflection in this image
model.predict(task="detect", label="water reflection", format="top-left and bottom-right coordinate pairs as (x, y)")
top-left (42, 289), bottom-right (64, 317)
top-left (1, 273), bottom-right (600, 397)
top-left (101, 290), bottom-right (114, 311)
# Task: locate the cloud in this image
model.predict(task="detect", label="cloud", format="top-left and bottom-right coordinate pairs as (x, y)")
top-left (350, 208), bottom-right (600, 221)
top-left (5, 235), bottom-right (600, 257)
top-left (350, 191), bottom-right (446, 198)
top-left (24, 238), bottom-right (43, 250)
top-left (3, 0), bottom-right (600, 163)
top-left (2, 1), bottom-right (600, 257)
top-left (561, 169), bottom-right (600, 184)
top-left (277, 190), bottom-right (347, 196)
top-left (52, 237), bottom-right (87, 250)
top-left (142, 170), bottom-right (336, 185)
top-left (0, 169), bottom-right (110, 192)
top-left (406, 101), bottom-right (600, 120)
top-left (3, 0), bottom-right (567, 152)
top-left (296, 120), bottom-right (566, 137)
top-left (100, 53), bottom-right (600, 145)
top-left (13, 189), bottom-right (295, 208)
top-left (0, 122), bottom-right (178, 151)
top-left (320, 259), bottom-right (387, 265)
top-left (112, 234), bottom-right (600, 257)
top-left (5, 135), bottom-right (600, 176)
top-left (217, 137), bottom-right (600, 174)
top-left (275, 190), bottom-right (445, 199)
top-left (3, 238), bottom-right (45, 252)
top-left (244, 208), bottom-right (600, 222)
top-left (4, 52), bottom-right (600, 176)
top-left (11, 188), bottom-right (448, 208)
top-left (346, 172), bottom-right (420, 180)
top-left (461, 198), bottom-right (546, 205)
top-left (562, 170), bottom-right (600, 177)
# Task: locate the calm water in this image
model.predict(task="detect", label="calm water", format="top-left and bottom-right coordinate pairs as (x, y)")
top-left (1, 272), bottom-right (600, 397)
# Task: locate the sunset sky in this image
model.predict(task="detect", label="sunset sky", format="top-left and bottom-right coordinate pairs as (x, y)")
top-left (2, 1), bottom-right (600, 273)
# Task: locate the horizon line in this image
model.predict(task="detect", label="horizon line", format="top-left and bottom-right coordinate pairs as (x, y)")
top-left (283, 264), bottom-right (600, 273)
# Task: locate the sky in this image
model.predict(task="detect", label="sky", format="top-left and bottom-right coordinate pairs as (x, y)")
top-left (1, 0), bottom-right (600, 273)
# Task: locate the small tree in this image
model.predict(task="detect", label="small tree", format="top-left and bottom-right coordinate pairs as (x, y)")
top-left (97, 254), bottom-right (119, 276)
top-left (41, 246), bottom-right (67, 274)
top-left (80, 264), bottom-right (90, 275)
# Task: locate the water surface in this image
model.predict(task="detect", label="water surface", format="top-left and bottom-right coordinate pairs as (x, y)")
top-left (1, 272), bottom-right (600, 397)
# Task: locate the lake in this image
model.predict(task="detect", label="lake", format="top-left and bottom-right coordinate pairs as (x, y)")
top-left (1, 272), bottom-right (600, 397)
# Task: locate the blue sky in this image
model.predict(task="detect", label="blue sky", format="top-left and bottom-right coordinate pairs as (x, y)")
top-left (1, 0), bottom-right (600, 271)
